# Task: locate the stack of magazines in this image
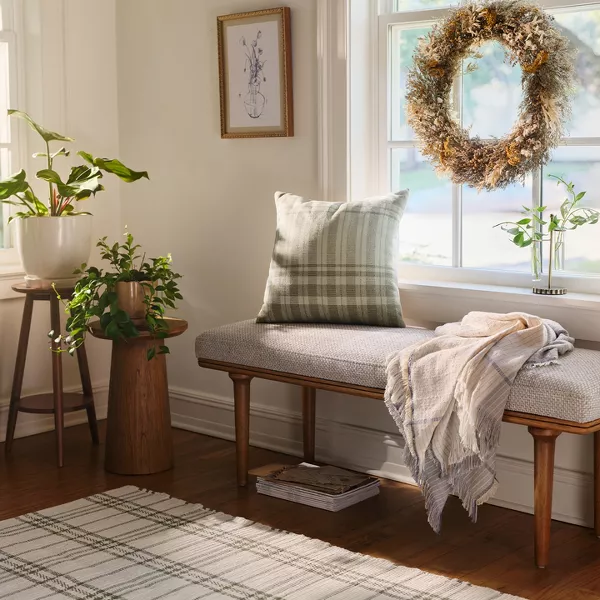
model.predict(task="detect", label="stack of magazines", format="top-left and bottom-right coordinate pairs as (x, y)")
top-left (254, 463), bottom-right (380, 511)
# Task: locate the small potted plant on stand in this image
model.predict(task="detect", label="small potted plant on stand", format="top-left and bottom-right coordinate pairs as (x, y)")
top-left (0, 110), bottom-right (148, 286)
top-left (54, 230), bottom-right (182, 360)
top-left (53, 230), bottom-right (185, 475)
top-left (495, 175), bottom-right (599, 295)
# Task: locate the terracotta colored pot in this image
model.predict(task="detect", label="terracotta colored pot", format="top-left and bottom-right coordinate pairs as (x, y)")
top-left (115, 281), bottom-right (146, 325)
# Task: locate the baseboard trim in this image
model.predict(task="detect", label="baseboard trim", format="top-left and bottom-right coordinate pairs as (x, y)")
top-left (170, 386), bottom-right (594, 528)
top-left (0, 382), bottom-right (109, 443)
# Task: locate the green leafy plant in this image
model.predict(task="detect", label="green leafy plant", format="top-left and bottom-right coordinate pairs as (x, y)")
top-left (53, 231), bottom-right (182, 360)
top-left (494, 175), bottom-right (599, 278)
top-left (0, 110), bottom-right (148, 221)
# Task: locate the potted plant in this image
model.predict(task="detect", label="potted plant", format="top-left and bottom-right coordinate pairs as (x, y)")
top-left (53, 231), bottom-right (182, 360)
top-left (0, 110), bottom-right (148, 285)
top-left (495, 175), bottom-right (599, 288)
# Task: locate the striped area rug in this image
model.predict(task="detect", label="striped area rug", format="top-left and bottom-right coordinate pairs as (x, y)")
top-left (0, 486), bottom-right (524, 599)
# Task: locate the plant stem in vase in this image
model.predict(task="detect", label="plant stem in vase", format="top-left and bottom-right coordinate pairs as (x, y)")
top-left (531, 239), bottom-right (542, 282)
top-left (553, 228), bottom-right (566, 271)
top-left (548, 221), bottom-right (555, 290)
top-left (495, 175), bottom-right (600, 295)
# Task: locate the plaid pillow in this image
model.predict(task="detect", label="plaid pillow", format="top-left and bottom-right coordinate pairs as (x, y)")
top-left (256, 191), bottom-right (408, 327)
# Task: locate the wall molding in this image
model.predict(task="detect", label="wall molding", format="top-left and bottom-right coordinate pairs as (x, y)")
top-left (170, 386), bottom-right (594, 529)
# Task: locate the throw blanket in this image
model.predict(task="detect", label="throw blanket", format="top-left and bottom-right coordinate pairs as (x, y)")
top-left (385, 311), bottom-right (574, 532)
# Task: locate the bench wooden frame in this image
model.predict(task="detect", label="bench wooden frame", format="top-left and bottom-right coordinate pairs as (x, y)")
top-left (198, 356), bottom-right (600, 569)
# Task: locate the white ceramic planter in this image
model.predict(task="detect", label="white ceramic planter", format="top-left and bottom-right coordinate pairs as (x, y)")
top-left (13, 215), bottom-right (93, 286)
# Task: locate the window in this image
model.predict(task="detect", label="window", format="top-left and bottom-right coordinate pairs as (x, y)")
top-left (378, 0), bottom-right (600, 287)
top-left (0, 0), bottom-right (21, 251)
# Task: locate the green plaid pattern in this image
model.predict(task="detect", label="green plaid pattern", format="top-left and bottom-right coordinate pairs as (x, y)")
top-left (257, 191), bottom-right (408, 327)
top-left (0, 486), bottom-right (524, 599)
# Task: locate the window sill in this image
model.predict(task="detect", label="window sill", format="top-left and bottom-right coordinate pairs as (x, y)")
top-left (397, 278), bottom-right (600, 342)
top-left (398, 278), bottom-right (600, 310)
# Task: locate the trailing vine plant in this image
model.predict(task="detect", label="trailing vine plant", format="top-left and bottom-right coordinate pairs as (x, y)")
top-left (52, 231), bottom-right (182, 360)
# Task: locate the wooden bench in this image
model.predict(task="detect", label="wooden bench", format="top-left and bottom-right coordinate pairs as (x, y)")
top-left (196, 319), bottom-right (600, 569)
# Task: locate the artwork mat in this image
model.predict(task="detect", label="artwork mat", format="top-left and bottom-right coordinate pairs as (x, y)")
top-left (217, 7), bottom-right (293, 139)
top-left (226, 19), bottom-right (282, 129)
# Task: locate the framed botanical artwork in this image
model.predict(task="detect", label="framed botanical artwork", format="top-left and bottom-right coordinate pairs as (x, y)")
top-left (217, 7), bottom-right (293, 139)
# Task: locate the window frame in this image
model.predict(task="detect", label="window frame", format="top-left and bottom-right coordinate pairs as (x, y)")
top-left (0, 0), bottom-right (25, 267)
top-left (377, 0), bottom-right (600, 294)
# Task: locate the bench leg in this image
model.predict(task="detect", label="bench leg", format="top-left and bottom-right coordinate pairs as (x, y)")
top-left (229, 374), bottom-right (252, 487)
top-left (529, 427), bottom-right (561, 568)
top-left (302, 386), bottom-right (316, 463)
top-left (594, 431), bottom-right (600, 538)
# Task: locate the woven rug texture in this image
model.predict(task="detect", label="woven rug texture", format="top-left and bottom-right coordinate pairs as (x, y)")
top-left (0, 486), bottom-right (524, 599)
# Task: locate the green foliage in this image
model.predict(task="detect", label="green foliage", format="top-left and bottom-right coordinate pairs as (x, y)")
top-left (494, 175), bottom-right (599, 248)
top-left (0, 110), bottom-right (148, 219)
top-left (8, 110), bottom-right (74, 143)
top-left (53, 231), bottom-right (182, 361)
top-left (78, 151), bottom-right (149, 183)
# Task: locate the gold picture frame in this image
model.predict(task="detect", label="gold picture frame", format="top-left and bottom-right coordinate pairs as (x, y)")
top-left (217, 7), bottom-right (293, 139)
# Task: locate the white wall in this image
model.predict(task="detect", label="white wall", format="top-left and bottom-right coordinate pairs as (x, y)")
top-left (0, 0), bottom-right (121, 440)
top-left (111, 0), bottom-right (595, 528)
top-left (115, 0), bottom-right (319, 404)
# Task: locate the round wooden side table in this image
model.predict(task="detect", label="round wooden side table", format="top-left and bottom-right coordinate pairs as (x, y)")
top-left (5, 283), bottom-right (99, 467)
top-left (89, 317), bottom-right (188, 475)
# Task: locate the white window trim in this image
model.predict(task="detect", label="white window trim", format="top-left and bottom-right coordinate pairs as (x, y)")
top-left (0, 0), bottom-right (25, 270)
top-left (318, 0), bottom-right (600, 339)
top-left (317, 0), bottom-right (349, 203)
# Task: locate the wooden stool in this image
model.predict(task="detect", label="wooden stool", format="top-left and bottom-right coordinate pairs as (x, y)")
top-left (5, 283), bottom-right (99, 466)
top-left (89, 317), bottom-right (187, 475)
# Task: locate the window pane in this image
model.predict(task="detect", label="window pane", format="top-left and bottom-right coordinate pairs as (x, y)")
top-left (543, 146), bottom-right (600, 274)
top-left (462, 41), bottom-right (523, 139)
top-left (395, 0), bottom-right (459, 10)
top-left (392, 148), bottom-right (452, 266)
top-left (390, 25), bottom-right (431, 141)
top-left (462, 179), bottom-right (533, 271)
top-left (0, 148), bottom-right (9, 247)
top-left (0, 41), bottom-right (10, 144)
top-left (554, 9), bottom-right (600, 138)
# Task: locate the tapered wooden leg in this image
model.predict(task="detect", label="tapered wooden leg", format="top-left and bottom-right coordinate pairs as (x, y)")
top-left (302, 386), bottom-right (316, 463)
top-left (229, 373), bottom-right (252, 487)
top-left (5, 295), bottom-right (34, 453)
top-left (76, 343), bottom-right (99, 445)
top-left (50, 295), bottom-right (64, 468)
top-left (594, 431), bottom-right (600, 538)
top-left (529, 427), bottom-right (561, 568)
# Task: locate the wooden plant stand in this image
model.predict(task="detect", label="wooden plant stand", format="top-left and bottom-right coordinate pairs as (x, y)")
top-left (5, 283), bottom-right (99, 467)
top-left (89, 318), bottom-right (187, 475)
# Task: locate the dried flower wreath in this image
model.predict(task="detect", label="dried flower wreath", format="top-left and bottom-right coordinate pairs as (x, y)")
top-left (406, 0), bottom-right (576, 191)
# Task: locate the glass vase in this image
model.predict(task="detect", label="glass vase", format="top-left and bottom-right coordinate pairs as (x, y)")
top-left (531, 240), bottom-right (542, 282)
top-left (553, 228), bottom-right (566, 272)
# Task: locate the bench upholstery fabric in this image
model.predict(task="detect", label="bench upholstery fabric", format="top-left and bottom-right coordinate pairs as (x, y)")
top-left (196, 320), bottom-right (600, 424)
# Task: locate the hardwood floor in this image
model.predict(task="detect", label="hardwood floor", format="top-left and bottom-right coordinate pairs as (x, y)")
top-left (1, 423), bottom-right (599, 599)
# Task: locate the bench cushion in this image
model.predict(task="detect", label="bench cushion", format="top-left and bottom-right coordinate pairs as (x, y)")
top-left (196, 320), bottom-right (600, 424)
